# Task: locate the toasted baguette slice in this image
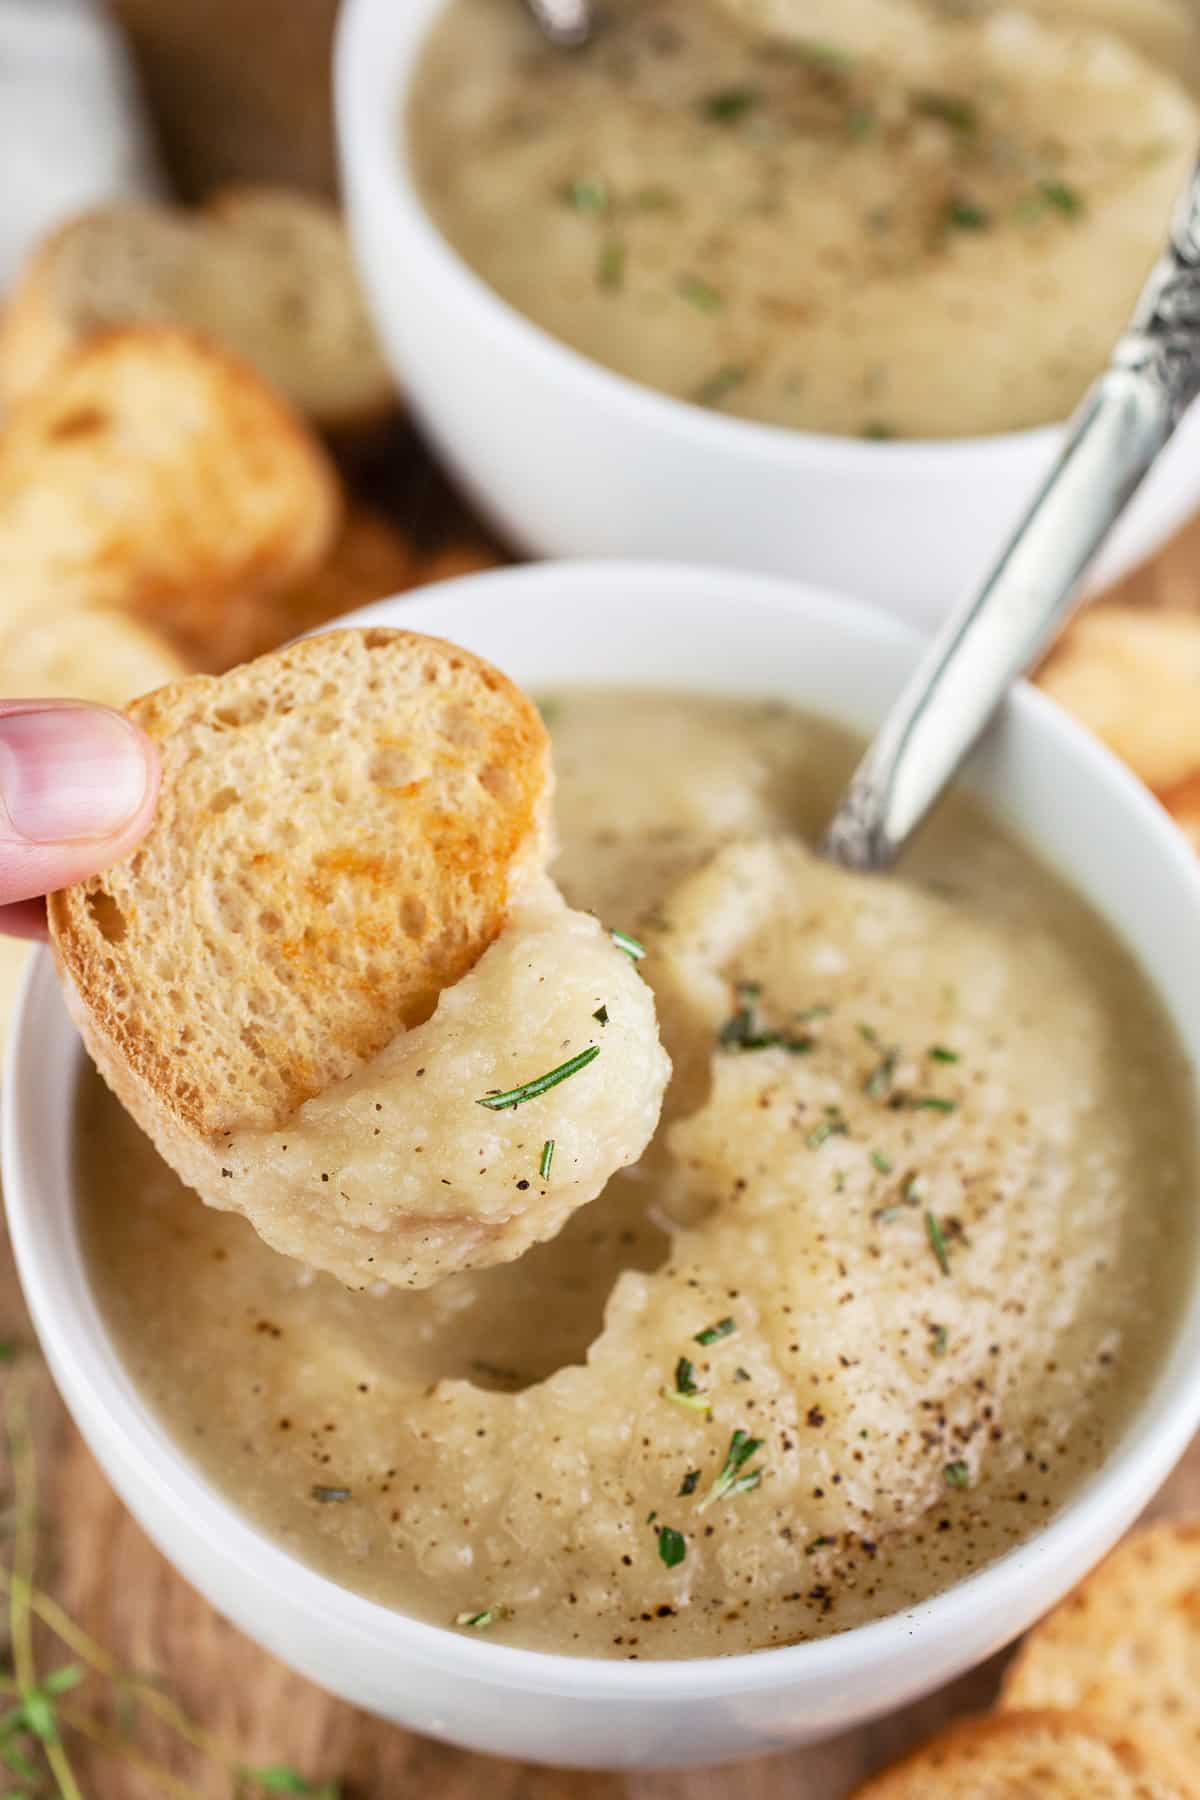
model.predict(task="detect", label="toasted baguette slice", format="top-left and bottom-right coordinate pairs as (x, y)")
top-left (49, 627), bottom-right (551, 1139)
top-left (1002, 1520), bottom-right (1200, 1786)
top-left (0, 328), bottom-right (341, 647)
top-left (193, 518), bottom-right (504, 678)
top-left (1037, 605), bottom-right (1200, 792)
top-left (1159, 769), bottom-right (1200, 852)
top-left (0, 189), bottom-right (395, 435)
top-left (848, 1710), bottom-right (1197, 1799)
top-left (0, 607), bottom-right (186, 707)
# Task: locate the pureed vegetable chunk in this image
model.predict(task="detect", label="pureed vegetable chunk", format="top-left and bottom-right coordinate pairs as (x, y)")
top-left (409, 0), bottom-right (1200, 438)
top-left (77, 695), bottom-right (1196, 1657)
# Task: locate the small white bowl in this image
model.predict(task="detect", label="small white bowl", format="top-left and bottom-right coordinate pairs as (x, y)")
top-left (335, 0), bottom-right (1200, 630)
top-left (8, 562), bottom-right (1200, 1770)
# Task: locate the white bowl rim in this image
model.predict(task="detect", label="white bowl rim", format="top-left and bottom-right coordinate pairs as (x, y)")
top-left (9, 558), bottom-right (1200, 1704)
top-left (335, 0), bottom-right (1065, 470)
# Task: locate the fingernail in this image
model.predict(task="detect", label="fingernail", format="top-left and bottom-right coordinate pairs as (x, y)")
top-left (0, 707), bottom-right (150, 844)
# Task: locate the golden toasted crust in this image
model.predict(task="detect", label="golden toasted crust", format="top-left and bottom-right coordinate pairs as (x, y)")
top-left (0, 190), bottom-right (396, 434)
top-left (848, 1709), bottom-right (1198, 1799)
top-left (1036, 605), bottom-right (1200, 792)
top-left (1158, 769), bottom-right (1200, 851)
top-left (1001, 1520), bottom-right (1200, 1787)
top-left (48, 627), bottom-right (551, 1139)
top-left (0, 327), bottom-right (341, 657)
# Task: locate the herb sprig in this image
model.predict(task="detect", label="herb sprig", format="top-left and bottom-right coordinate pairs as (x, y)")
top-left (697, 1429), bottom-right (765, 1512)
top-left (478, 1045), bottom-right (600, 1111)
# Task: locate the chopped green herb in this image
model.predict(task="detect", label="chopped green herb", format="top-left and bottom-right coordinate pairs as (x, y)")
top-left (695, 1317), bottom-right (737, 1346)
top-left (695, 363), bottom-right (749, 408)
top-left (703, 86), bottom-right (760, 123)
top-left (905, 1176), bottom-right (927, 1205)
top-left (311, 1485), bottom-right (351, 1504)
top-left (611, 928), bottom-right (646, 960)
top-left (597, 240), bottom-right (626, 291)
top-left (593, 1005), bottom-right (609, 1025)
top-left (539, 1139), bottom-right (555, 1180)
top-left (798, 1004), bottom-right (833, 1022)
top-left (857, 1022), bottom-right (879, 1044)
top-left (477, 1044), bottom-right (600, 1110)
top-left (718, 985), bottom-right (813, 1055)
top-left (679, 1469), bottom-right (700, 1496)
top-left (928, 1046), bottom-right (960, 1063)
top-left (677, 273), bottom-right (723, 314)
top-left (1037, 178), bottom-right (1084, 217)
top-left (847, 106), bottom-right (877, 140)
top-left (870, 1150), bottom-right (893, 1175)
top-left (910, 1096), bottom-right (958, 1113)
top-left (943, 1460), bottom-right (971, 1489)
top-left (913, 91), bottom-right (977, 131)
top-left (647, 1510), bottom-right (658, 1523)
top-left (947, 199), bottom-right (989, 231)
top-left (697, 1429), bottom-right (765, 1512)
top-left (931, 1324), bottom-right (950, 1357)
top-left (805, 1534), bottom-right (836, 1554)
top-left (665, 1356), bottom-right (711, 1412)
top-left (562, 179), bottom-right (609, 214)
top-left (664, 1389), bottom-right (711, 1414)
top-left (807, 1115), bottom-right (849, 1150)
top-left (861, 422), bottom-right (895, 441)
top-left (734, 1366), bottom-right (752, 1382)
top-left (658, 1525), bottom-right (687, 1568)
top-left (0, 1343), bottom-right (16, 1363)
top-left (873, 1204), bottom-right (907, 1224)
top-left (864, 1047), bottom-right (899, 1099)
top-left (455, 1609), bottom-right (499, 1630)
top-left (925, 1211), bottom-right (951, 1276)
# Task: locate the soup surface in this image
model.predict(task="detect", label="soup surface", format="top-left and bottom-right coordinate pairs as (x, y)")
top-left (409, 0), bottom-right (1199, 438)
top-left (79, 694), bottom-right (1196, 1657)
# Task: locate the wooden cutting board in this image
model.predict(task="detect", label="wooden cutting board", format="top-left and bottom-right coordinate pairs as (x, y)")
top-left (1, 431), bottom-right (1198, 1796)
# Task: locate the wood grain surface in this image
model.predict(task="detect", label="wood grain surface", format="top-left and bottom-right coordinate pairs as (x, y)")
top-left (1, 416), bottom-right (1198, 1796)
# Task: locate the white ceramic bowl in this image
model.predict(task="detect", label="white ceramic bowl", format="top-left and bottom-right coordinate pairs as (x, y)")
top-left (8, 563), bottom-right (1200, 1770)
top-left (335, 0), bottom-right (1200, 630)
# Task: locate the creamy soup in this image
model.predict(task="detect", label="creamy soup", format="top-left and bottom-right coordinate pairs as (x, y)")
top-left (78, 694), bottom-right (1196, 1658)
top-left (409, 0), bottom-right (1200, 438)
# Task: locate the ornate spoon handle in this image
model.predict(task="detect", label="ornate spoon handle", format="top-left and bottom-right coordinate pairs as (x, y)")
top-left (522, 0), bottom-right (594, 47)
top-left (823, 157), bottom-right (1200, 873)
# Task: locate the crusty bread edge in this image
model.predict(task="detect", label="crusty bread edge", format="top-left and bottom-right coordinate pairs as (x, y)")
top-left (0, 198), bottom-right (400, 438)
top-left (49, 628), bottom-right (552, 1152)
top-left (847, 1707), bottom-right (1199, 1797)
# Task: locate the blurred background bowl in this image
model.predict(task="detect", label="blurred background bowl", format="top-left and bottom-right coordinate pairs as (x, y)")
top-left (335, 0), bottom-right (1200, 630)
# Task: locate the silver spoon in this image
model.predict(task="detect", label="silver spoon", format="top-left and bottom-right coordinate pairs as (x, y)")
top-left (523, 0), bottom-right (594, 48)
top-left (824, 158), bottom-right (1200, 873)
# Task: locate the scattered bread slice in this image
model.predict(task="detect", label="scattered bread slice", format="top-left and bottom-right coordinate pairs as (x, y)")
top-left (1159, 770), bottom-right (1200, 852)
top-left (0, 189), bottom-right (395, 435)
top-left (185, 518), bottom-right (505, 678)
top-left (48, 627), bottom-right (552, 1140)
top-left (0, 607), bottom-right (186, 708)
top-left (247, 505), bottom-right (419, 666)
top-left (848, 1709), bottom-right (1197, 1799)
top-left (1036, 605), bottom-right (1200, 791)
top-left (1001, 1520), bottom-right (1200, 1786)
top-left (0, 328), bottom-right (341, 654)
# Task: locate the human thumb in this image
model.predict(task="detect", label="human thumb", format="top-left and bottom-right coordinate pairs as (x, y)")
top-left (0, 702), bottom-right (159, 913)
